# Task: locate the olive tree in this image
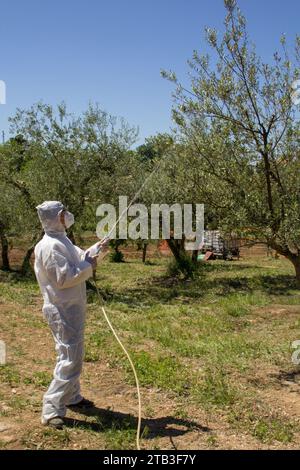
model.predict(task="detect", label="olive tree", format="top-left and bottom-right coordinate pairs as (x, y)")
top-left (0, 102), bottom-right (138, 273)
top-left (162, 0), bottom-right (300, 284)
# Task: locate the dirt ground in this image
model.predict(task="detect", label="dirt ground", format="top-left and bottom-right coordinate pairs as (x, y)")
top-left (1, 250), bottom-right (300, 450)
top-left (1, 297), bottom-right (300, 450)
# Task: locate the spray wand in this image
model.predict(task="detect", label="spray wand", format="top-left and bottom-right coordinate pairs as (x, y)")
top-left (91, 157), bottom-right (166, 450)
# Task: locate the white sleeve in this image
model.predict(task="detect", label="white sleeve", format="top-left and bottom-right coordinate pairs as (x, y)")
top-left (44, 249), bottom-right (93, 289)
top-left (74, 245), bottom-right (86, 261)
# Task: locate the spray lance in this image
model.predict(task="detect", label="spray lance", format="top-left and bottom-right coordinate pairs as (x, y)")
top-left (89, 157), bottom-right (166, 450)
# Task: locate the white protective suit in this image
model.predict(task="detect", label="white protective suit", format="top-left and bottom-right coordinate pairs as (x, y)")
top-left (34, 201), bottom-right (94, 423)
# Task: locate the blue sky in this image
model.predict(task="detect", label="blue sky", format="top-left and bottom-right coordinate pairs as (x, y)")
top-left (0, 0), bottom-right (300, 146)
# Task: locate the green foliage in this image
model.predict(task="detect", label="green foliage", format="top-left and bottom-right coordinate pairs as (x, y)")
top-left (195, 368), bottom-right (237, 407)
top-left (109, 240), bottom-right (126, 263)
top-left (167, 254), bottom-right (199, 279)
top-left (123, 350), bottom-right (191, 395)
top-left (0, 365), bottom-right (21, 386)
top-left (252, 417), bottom-right (294, 444)
top-left (23, 371), bottom-right (52, 388)
top-left (229, 408), bottom-right (296, 444)
top-left (110, 251), bottom-right (125, 263)
top-left (136, 133), bottom-right (174, 162)
top-left (21, 427), bottom-right (71, 450)
top-left (0, 102), bottom-right (138, 272)
top-left (161, 0), bottom-right (300, 282)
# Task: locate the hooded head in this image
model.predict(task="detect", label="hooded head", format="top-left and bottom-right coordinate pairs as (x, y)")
top-left (36, 201), bottom-right (67, 234)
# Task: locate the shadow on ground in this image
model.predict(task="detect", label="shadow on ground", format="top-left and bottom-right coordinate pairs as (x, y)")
top-left (97, 271), bottom-right (300, 308)
top-left (270, 369), bottom-right (300, 387)
top-left (64, 405), bottom-right (210, 441)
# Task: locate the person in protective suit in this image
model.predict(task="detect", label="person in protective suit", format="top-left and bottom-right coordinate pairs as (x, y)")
top-left (34, 201), bottom-right (109, 429)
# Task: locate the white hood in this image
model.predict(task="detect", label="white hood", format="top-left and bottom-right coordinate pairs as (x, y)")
top-left (36, 201), bottom-right (66, 234)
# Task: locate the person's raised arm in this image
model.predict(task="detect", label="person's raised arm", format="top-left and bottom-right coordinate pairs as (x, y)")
top-left (44, 249), bottom-right (95, 289)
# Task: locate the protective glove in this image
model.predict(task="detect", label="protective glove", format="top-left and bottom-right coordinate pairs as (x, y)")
top-left (86, 237), bottom-right (110, 257)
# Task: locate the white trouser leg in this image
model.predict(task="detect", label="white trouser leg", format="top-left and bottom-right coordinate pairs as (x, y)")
top-left (42, 326), bottom-right (84, 422)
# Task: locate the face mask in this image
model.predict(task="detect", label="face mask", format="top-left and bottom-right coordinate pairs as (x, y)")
top-left (63, 211), bottom-right (75, 229)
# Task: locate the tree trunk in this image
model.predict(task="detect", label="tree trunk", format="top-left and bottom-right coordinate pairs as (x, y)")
top-left (68, 229), bottom-right (76, 245)
top-left (142, 241), bottom-right (148, 263)
top-left (167, 238), bottom-right (184, 262)
top-left (290, 256), bottom-right (300, 287)
top-left (269, 240), bottom-right (300, 287)
top-left (0, 226), bottom-right (10, 271)
top-left (21, 246), bottom-right (35, 275)
top-left (21, 231), bottom-right (43, 276)
top-left (192, 249), bottom-right (199, 264)
top-left (166, 237), bottom-right (188, 265)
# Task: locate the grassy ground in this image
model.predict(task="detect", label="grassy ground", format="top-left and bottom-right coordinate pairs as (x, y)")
top-left (0, 255), bottom-right (300, 449)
